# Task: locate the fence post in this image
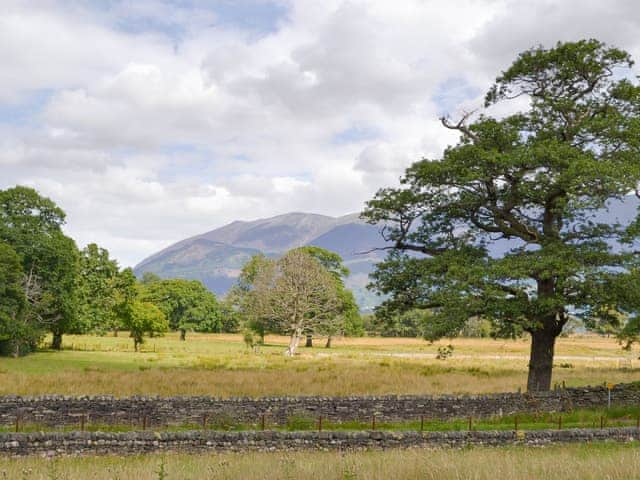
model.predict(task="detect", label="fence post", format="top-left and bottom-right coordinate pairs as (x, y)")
top-left (80, 414), bottom-right (86, 432)
top-left (202, 414), bottom-right (208, 430)
top-left (318, 415), bottom-right (322, 432)
top-left (371, 414), bottom-right (376, 430)
top-left (420, 415), bottom-right (424, 433)
top-left (143, 415), bottom-right (148, 431)
top-left (600, 416), bottom-right (605, 429)
top-left (468, 416), bottom-right (473, 431)
top-left (558, 415), bottom-right (562, 430)
top-left (261, 414), bottom-right (266, 431)
top-left (514, 416), bottom-right (518, 431)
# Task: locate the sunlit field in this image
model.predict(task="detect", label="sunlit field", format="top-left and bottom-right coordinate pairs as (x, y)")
top-left (0, 333), bottom-right (638, 397)
top-left (1, 444), bottom-right (639, 480)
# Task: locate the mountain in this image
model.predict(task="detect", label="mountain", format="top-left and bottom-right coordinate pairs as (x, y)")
top-left (134, 212), bottom-right (389, 311)
top-left (134, 197), bottom-right (640, 312)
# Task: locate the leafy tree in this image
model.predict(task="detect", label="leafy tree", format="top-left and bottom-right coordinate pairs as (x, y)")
top-left (77, 243), bottom-right (120, 334)
top-left (293, 246), bottom-right (363, 346)
top-left (363, 39), bottom-right (640, 391)
top-left (140, 278), bottom-right (221, 340)
top-left (240, 249), bottom-right (340, 355)
top-left (232, 254), bottom-right (277, 343)
top-left (125, 301), bottom-right (168, 351)
top-left (140, 272), bottom-right (161, 285)
top-left (0, 242), bottom-right (30, 356)
top-left (0, 186), bottom-right (79, 350)
top-left (294, 246), bottom-right (350, 279)
top-left (369, 309), bottom-right (429, 338)
top-left (77, 245), bottom-right (137, 336)
top-left (110, 267), bottom-right (139, 336)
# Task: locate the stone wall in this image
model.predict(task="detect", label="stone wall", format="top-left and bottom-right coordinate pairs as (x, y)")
top-left (1, 427), bottom-right (638, 456)
top-left (0, 383), bottom-right (638, 428)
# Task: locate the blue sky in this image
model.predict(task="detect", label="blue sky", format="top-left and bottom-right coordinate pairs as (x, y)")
top-left (2, 0), bottom-right (640, 266)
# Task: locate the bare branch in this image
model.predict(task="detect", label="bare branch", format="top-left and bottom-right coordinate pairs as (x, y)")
top-left (440, 110), bottom-right (479, 142)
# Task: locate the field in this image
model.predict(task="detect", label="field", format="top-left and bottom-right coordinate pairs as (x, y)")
top-left (0, 332), bottom-right (638, 397)
top-left (2, 333), bottom-right (640, 479)
top-left (1, 443), bottom-right (639, 480)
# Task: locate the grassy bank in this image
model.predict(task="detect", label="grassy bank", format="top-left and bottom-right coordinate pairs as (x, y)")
top-left (0, 443), bottom-right (638, 479)
top-left (0, 333), bottom-right (637, 397)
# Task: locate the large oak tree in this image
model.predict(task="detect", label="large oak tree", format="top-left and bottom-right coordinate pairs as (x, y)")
top-left (363, 40), bottom-right (640, 391)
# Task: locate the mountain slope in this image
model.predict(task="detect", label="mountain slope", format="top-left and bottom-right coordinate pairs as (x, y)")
top-left (134, 212), bottom-right (388, 311)
top-left (134, 197), bottom-right (640, 312)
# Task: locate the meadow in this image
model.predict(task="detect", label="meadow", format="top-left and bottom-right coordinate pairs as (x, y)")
top-left (0, 332), bottom-right (637, 397)
top-left (2, 333), bottom-right (640, 479)
top-left (1, 443), bottom-right (639, 480)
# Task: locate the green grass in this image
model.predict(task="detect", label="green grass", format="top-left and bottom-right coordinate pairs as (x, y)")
top-left (1, 443), bottom-right (639, 479)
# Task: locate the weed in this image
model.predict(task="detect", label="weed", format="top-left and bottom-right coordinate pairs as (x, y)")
top-left (155, 458), bottom-right (168, 480)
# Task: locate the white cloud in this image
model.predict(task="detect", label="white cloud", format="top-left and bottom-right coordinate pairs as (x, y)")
top-left (2, 0), bottom-right (640, 266)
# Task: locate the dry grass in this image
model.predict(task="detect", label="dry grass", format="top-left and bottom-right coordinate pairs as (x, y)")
top-left (0, 333), bottom-right (638, 397)
top-left (0, 444), bottom-right (639, 479)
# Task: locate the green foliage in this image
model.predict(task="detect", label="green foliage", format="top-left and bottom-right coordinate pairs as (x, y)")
top-left (0, 242), bottom-right (30, 356)
top-left (236, 248), bottom-right (363, 347)
top-left (125, 301), bottom-right (168, 351)
top-left (76, 243), bottom-right (127, 334)
top-left (236, 249), bottom-right (342, 355)
top-left (0, 186), bottom-right (79, 351)
top-left (140, 278), bottom-right (222, 339)
top-left (363, 39), bottom-right (640, 391)
top-left (292, 246), bottom-right (350, 279)
top-left (367, 309), bottom-right (428, 337)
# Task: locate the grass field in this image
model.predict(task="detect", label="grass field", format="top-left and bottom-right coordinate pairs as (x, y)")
top-left (0, 332), bottom-right (638, 397)
top-left (0, 443), bottom-right (639, 479)
top-left (2, 334), bottom-right (640, 478)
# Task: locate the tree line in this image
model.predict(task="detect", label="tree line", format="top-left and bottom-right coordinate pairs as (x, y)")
top-left (0, 186), bottom-right (363, 355)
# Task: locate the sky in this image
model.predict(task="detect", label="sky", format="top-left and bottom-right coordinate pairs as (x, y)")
top-left (2, 0), bottom-right (640, 267)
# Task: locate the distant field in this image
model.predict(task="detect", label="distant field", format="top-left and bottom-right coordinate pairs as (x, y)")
top-left (1, 443), bottom-right (639, 480)
top-left (0, 333), bottom-right (638, 397)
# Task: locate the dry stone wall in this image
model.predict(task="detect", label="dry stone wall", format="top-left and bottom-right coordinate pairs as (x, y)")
top-left (1, 427), bottom-right (638, 456)
top-left (0, 383), bottom-right (638, 428)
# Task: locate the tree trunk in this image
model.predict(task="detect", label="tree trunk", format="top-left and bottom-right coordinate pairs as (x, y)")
top-left (180, 329), bottom-right (186, 341)
top-left (527, 328), bottom-right (556, 392)
top-left (325, 336), bottom-right (332, 348)
top-left (305, 335), bottom-right (313, 347)
top-left (113, 329), bottom-right (118, 337)
top-left (285, 328), bottom-right (302, 356)
top-left (51, 332), bottom-right (63, 350)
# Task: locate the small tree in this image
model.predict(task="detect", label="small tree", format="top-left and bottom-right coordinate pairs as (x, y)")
top-left (140, 278), bottom-right (221, 340)
top-left (293, 246), bottom-right (362, 347)
top-left (125, 301), bottom-right (168, 351)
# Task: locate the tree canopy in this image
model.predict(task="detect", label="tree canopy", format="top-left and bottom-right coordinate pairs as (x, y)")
top-left (0, 186), bottom-right (80, 350)
top-left (140, 278), bottom-right (222, 340)
top-left (236, 247), bottom-right (361, 354)
top-left (363, 39), bottom-right (640, 391)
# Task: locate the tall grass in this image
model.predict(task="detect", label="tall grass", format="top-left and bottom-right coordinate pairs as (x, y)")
top-left (0, 333), bottom-right (637, 397)
top-left (0, 444), bottom-right (638, 479)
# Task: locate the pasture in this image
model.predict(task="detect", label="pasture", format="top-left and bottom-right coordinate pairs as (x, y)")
top-left (0, 333), bottom-right (638, 397)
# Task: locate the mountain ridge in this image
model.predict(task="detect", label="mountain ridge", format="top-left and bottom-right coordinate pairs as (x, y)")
top-left (134, 212), bottom-right (387, 311)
